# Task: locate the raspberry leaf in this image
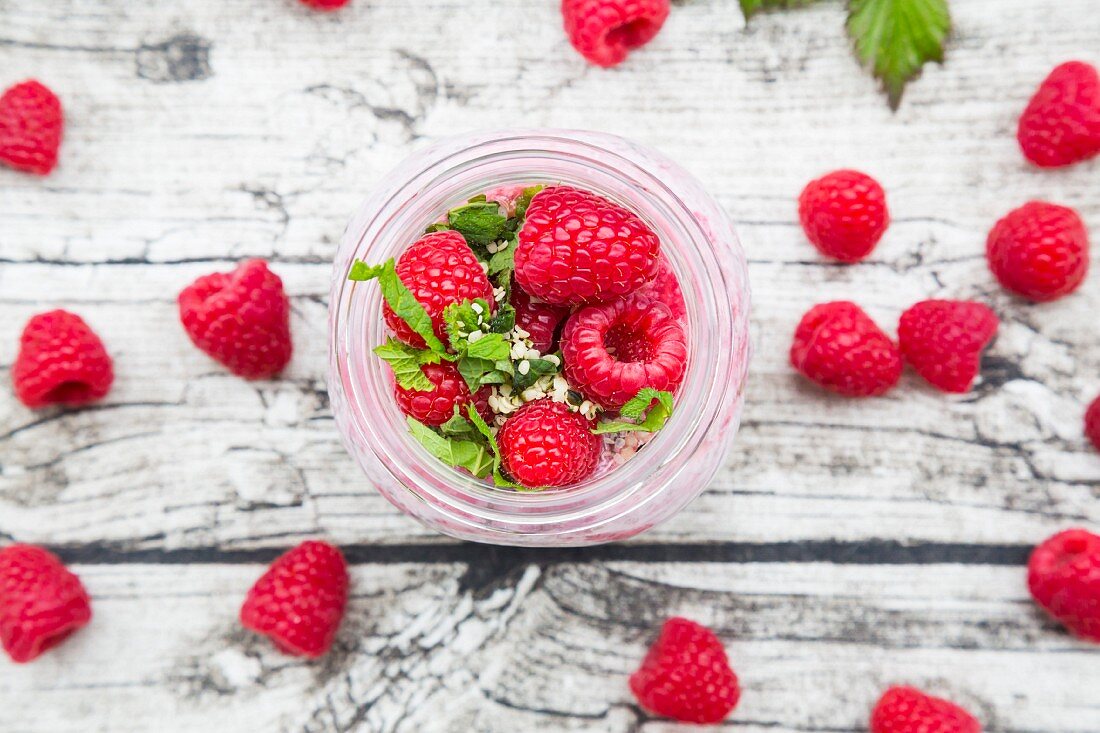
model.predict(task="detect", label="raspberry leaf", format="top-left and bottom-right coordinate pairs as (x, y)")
top-left (348, 258), bottom-right (448, 354)
top-left (466, 404), bottom-right (525, 489)
top-left (739, 0), bottom-right (820, 19)
top-left (406, 417), bottom-right (494, 479)
top-left (593, 388), bottom-right (674, 435)
top-left (847, 0), bottom-right (950, 109)
top-left (373, 338), bottom-right (442, 391)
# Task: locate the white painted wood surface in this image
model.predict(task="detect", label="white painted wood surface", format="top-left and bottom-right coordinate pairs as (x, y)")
top-left (0, 0), bottom-right (1097, 730)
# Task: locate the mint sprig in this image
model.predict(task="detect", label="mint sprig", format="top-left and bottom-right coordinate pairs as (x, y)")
top-left (406, 417), bottom-right (494, 479)
top-left (373, 337), bottom-right (444, 392)
top-left (511, 357), bottom-right (560, 393)
top-left (348, 258), bottom-right (448, 354)
top-left (847, 0), bottom-right (950, 110)
top-left (443, 300), bottom-right (515, 391)
top-left (446, 201), bottom-right (510, 252)
top-left (465, 404), bottom-right (525, 489)
top-left (593, 388), bottom-right (675, 435)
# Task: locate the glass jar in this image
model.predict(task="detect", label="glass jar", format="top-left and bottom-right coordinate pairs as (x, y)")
top-left (329, 130), bottom-right (750, 546)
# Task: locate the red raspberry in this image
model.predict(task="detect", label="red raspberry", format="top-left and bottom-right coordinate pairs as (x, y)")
top-left (1086, 395), bottom-right (1100, 452)
top-left (0, 544), bottom-right (92, 663)
top-left (511, 286), bottom-right (569, 354)
top-left (986, 201), bottom-right (1089, 302)
top-left (629, 617), bottom-right (740, 724)
top-left (394, 362), bottom-right (492, 427)
top-left (637, 255), bottom-right (686, 320)
top-left (299, 0), bottom-right (349, 9)
top-left (790, 301), bottom-right (902, 397)
top-left (12, 310), bottom-right (114, 409)
top-left (798, 169), bottom-right (890, 263)
top-left (0, 80), bottom-right (62, 175)
top-left (497, 400), bottom-right (602, 488)
top-left (561, 0), bottom-right (671, 68)
top-left (385, 230), bottom-right (495, 348)
top-left (898, 300), bottom-right (999, 393)
top-left (178, 259), bottom-right (292, 379)
top-left (1028, 528), bottom-right (1100, 642)
top-left (240, 540), bottom-right (348, 658)
top-left (515, 186), bottom-right (660, 306)
top-left (561, 293), bottom-right (687, 410)
top-left (871, 686), bottom-right (980, 733)
top-left (1017, 61), bottom-right (1100, 168)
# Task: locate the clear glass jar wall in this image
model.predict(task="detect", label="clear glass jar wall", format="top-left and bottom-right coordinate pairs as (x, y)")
top-left (329, 130), bottom-right (751, 546)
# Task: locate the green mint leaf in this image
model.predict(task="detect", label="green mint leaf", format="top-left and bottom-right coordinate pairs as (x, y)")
top-left (348, 260), bottom-right (387, 281)
top-left (511, 358), bottom-right (560, 393)
top-left (455, 356), bottom-right (512, 392)
top-left (348, 258), bottom-right (447, 354)
top-left (487, 239), bottom-right (516, 277)
top-left (593, 388), bottom-right (675, 435)
top-left (467, 194), bottom-right (488, 204)
top-left (847, 0), bottom-right (950, 110)
top-left (466, 332), bottom-right (511, 361)
top-left (465, 405), bottom-right (526, 490)
top-left (446, 201), bottom-right (510, 247)
top-left (424, 222), bottom-right (450, 233)
top-left (406, 417), bottom-right (494, 479)
top-left (513, 185), bottom-right (544, 221)
top-left (373, 338), bottom-right (441, 391)
top-left (739, 0), bottom-right (820, 19)
top-left (439, 411), bottom-right (479, 441)
top-left (442, 300), bottom-right (489, 352)
top-left (488, 304), bottom-right (516, 334)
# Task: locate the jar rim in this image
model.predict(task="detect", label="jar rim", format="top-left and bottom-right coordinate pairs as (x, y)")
top-left (329, 129), bottom-right (750, 541)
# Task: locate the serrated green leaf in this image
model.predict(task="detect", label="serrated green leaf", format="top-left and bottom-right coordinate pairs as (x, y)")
top-left (373, 338), bottom-right (441, 391)
top-left (593, 388), bottom-right (675, 435)
top-left (739, 0), bottom-right (820, 19)
top-left (466, 405), bottom-right (526, 489)
top-left (406, 417), bottom-right (494, 478)
top-left (439, 411), bottom-right (479, 441)
top-left (511, 358), bottom-right (560, 393)
top-left (513, 185), bottom-right (544, 221)
top-left (488, 239), bottom-right (517, 277)
top-left (467, 333), bottom-right (511, 361)
top-left (446, 201), bottom-right (510, 247)
top-left (348, 258), bottom-right (447, 354)
top-left (455, 356), bottom-right (511, 392)
top-left (847, 0), bottom-right (950, 110)
top-left (487, 304), bottom-right (516, 334)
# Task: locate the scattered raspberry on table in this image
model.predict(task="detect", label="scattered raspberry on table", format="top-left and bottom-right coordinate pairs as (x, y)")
top-left (561, 0), bottom-right (671, 68)
top-left (240, 541), bottom-right (349, 658)
top-left (898, 300), bottom-right (999, 393)
top-left (871, 686), bottom-right (981, 733)
top-left (1086, 395), bottom-right (1100, 452)
top-left (0, 79), bottom-right (63, 175)
top-left (498, 399), bottom-right (602, 487)
top-left (1028, 528), bottom-right (1100, 642)
top-left (798, 169), bottom-right (890, 263)
top-left (178, 259), bottom-right (293, 379)
top-left (629, 617), bottom-right (740, 724)
top-left (790, 301), bottom-right (902, 397)
top-left (298, 0), bottom-right (350, 10)
top-left (1017, 60), bottom-right (1100, 168)
top-left (12, 309), bottom-right (114, 409)
top-left (986, 201), bottom-right (1089, 302)
top-left (386, 230), bottom-right (496, 348)
top-left (395, 361), bottom-right (492, 427)
top-left (0, 545), bottom-right (92, 664)
top-left (562, 293), bottom-right (687, 410)
top-left (515, 185), bottom-right (660, 305)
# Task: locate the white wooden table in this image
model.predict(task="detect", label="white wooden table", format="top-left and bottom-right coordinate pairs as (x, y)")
top-left (1, 1), bottom-right (1098, 731)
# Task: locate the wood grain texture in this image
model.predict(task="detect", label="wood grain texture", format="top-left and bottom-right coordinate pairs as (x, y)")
top-left (2, 562), bottom-right (1097, 733)
top-left (0, 0), bottom-right (1098, 730)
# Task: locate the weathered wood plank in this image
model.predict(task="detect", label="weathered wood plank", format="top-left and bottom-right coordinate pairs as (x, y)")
top-left (0, 562), bottom-right (1094, 733)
